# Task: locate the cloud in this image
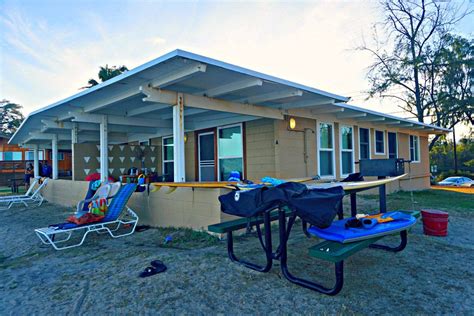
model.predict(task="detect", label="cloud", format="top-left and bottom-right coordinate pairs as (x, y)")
top-left (147, 36), bottom-right (167, 46)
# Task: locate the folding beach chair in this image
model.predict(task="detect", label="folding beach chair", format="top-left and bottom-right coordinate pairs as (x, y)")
top-left (74, 181), bottom-right (122, 218)
top-left (35, 183), bottom-right (138, 250)
top-left (0, 178), bottom-right (49, 210)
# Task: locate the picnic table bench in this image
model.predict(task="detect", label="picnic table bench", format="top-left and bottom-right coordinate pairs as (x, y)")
top-left (209, 207), bottom-right (293, 272)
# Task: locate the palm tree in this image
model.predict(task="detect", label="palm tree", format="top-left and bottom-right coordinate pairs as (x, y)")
top-left (82, 65), bottom-right (129, 89)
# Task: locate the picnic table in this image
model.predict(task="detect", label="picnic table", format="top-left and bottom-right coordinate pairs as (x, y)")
top-left (209, 174), bottom-right (418, 295)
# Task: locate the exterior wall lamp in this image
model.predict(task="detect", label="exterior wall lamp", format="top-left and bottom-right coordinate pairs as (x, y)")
top-left (289, 117), bottom-right (297, 130)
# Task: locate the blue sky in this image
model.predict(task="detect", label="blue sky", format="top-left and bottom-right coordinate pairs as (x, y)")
top-left (1, 0), bottom-right (472, 135)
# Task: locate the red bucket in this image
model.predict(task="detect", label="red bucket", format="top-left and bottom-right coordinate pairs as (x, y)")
top-left (421, 209), bottom-right (449, 236)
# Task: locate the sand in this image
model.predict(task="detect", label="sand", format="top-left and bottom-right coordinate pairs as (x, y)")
top-left (0, 197), bottom-right (473, 315)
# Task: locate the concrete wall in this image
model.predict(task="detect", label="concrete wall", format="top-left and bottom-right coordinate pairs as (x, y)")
top-left (41, 179), bottom-right (227, 230)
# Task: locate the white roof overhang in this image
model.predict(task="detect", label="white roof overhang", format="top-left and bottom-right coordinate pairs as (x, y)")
top-left (9, 49), bottom-right (449, 147)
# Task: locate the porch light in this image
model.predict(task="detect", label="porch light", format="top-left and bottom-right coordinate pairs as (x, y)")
top-left (184, 133), bottom-right (188, 143)
top-left (289, 117), bottom-right (297, 130)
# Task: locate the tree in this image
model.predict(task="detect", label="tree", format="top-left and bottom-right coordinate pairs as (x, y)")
top-left (424, 34), bottom-right (473, 149)
top-left (82, 64), bottom-right (129, 89)
top-left (430, 134), bottom-right (474, 176)
top-left (435, 34), bottom-right (473, 127)
top-left (0, 99), bottom-right (24, 136)
top-left (360, 0), bottom-right (470, 128)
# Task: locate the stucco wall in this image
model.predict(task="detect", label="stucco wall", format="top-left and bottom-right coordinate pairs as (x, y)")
top-left (269, 116), bottom-right (431, 192)
top-left (274, 117), bottom-right (317, 179)
top-left (245, 119), bottom-right (277, 181)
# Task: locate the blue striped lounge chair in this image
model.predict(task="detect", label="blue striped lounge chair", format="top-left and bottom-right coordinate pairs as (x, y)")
top-left (35, 183), bottom-right (139, 250)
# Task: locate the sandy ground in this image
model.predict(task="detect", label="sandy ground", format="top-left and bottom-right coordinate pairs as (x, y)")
top-left (1, 197), bottom-right (473, 315)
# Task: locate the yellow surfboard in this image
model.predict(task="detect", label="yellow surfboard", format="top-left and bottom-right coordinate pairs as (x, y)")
top-left (151, 174), bottom-right (406, 193)
top-left (151, 176), bottom-right (319, 193)
top-left (305, 174), bottom-right (407, 192)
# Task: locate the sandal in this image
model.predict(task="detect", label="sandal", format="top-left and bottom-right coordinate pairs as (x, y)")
top-left (139, 260), bottom-right (167, 278)
top-left (139, 266), bottom-right (159, 278)
top-left (150, 260), bottom-right (167, 273)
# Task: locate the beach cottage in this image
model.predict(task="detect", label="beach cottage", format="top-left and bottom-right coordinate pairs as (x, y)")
top-left (8, 50), bottom-right (449, 228)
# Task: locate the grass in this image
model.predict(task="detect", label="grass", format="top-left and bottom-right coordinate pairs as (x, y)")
top-left (363, 189), bottom-right (474, 215)
top-left (0, 186), bottom-right (26, 196)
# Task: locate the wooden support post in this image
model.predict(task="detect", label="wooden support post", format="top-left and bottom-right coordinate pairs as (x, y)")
top-left (33, 145), bottom-right (40, 178)
top-left (173, 93), bottom-right (186, 182)
top-left (52, 134), bottom-right (58, 179)
top-left (100, 115), bottom-right (108, 183)
top-left (71, 123), bottom-right (78, 181)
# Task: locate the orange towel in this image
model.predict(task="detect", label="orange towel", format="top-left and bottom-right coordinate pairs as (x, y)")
top-left (364, 213), bottom-right (394, 223)
top-left (67, 213), bottom-right (104, 225)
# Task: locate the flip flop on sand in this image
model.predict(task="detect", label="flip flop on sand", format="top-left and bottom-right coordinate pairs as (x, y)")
top-left (151, 260), bottom-right (167, 271)
top-left (139, 260), bottom-right (167, 278)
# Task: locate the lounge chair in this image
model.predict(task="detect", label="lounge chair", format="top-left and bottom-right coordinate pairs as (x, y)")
top-left (0, 178), bottom-right (39, 201)
top-left (74, 181), bottom-right (121, 218)
top-left (35, 183), bottom-right (139, 250)
top-left (0, 178), bottom-right (49, 210)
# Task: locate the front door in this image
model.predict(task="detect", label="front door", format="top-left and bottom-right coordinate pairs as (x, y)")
top-left (388, 132), bottom-right (397, 159)
top-left (198, 132), bottom-right (216, 181)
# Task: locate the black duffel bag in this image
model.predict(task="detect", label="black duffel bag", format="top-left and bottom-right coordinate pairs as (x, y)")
top-left (288, 186), bottom-right (344, 228)
top-left (218, 182), bottom-right (344, 228)
top-left (218, 182), bottom-right (306, 218)
top-left (218, 186), bottom-right (273, 218)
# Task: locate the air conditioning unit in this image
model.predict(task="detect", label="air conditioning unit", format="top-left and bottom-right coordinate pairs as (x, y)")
top-left (358, 158), bottom-right (405, 177)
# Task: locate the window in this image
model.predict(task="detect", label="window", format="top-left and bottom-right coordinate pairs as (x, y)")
top-left (0, 151), bottom-right (22, 161)
top-left (409, 135), bottom-right (420, 162)
top-left (25, 150), bottom-right (45, 160)
top-left (359, 128), bottom-right (370, 160)
top-left (340, 126), bottom-right (354, 176)
top-left (162, 136), bottom-right (174, 179)
top-left (375, 130), bottom-right (385, 154)
top-left (388, 132), bottom-right (397, 159)
top-left (57, 152), bottom-right (65, 161)
top-left (218, 124), bottom-right (243, 181)
top-left (318, 122), bottom-right (335, 177)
